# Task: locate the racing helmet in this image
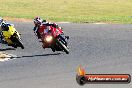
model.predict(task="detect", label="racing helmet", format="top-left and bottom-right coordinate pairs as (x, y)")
top-left (34, 17), bottom-right (43, 25)
top-left (53, 23), bottom-right (59, 28)
top-left (1, 23), bottom-right (9, 31)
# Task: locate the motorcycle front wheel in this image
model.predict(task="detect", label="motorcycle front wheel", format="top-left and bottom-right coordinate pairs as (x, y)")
top-left (57, 39), bottom-right (69, 54)
top-left (11, 36), bottom-right (24, 49)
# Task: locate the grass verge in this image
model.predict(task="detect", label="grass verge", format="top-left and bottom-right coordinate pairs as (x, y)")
top-left (0, 0), bottom-right (132, 23)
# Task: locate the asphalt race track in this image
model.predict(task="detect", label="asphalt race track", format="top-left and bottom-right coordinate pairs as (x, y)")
top-left (0, 21), bottom-right (132, 88)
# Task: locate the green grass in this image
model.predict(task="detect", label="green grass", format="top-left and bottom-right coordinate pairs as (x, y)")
top-left (1, 0), bottom-right (132, 23)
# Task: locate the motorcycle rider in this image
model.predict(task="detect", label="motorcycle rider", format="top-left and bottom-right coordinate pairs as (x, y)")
top-left (33, 17), bottom-right (43, 39)
top-left (0, 17), bottom-right (7, 43)
top-left (33, 17), bottom-right (62, 39)
top-left (0, 17), bottom-right (4, 42)
top-left (33, 17), bottom-right (67, 48)
top-left (0, 17), bottom-right (15, 45)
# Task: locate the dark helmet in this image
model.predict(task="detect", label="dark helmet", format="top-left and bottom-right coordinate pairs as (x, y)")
top-left (33, 17), bottom-right (42, 25)
top-left (1, 23), bottom-right (9, 31)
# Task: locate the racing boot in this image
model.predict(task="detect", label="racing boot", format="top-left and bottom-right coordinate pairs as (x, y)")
top-left (0, 36), bottom-right (8, 44)
top-left (8, 43), bottom-right (17, 48)
top-left (65, 36), bottom-right (69, 40)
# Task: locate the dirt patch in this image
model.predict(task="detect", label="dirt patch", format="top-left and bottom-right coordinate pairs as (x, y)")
top-left (3, 17), bottom-right (32, 22)
top-left (2, 17), bottom-right (69, 23)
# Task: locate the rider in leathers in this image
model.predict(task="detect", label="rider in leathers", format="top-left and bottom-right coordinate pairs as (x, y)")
top-left (33, 17), bottom-right (64, 48)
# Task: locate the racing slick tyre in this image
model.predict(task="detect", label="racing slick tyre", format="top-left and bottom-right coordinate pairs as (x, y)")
top-left (17, 38), bottom-right (24, 49)
top-left (57, 39), bottom-right (69, 54)
top-left (13, 37), bottom-right (24, 49)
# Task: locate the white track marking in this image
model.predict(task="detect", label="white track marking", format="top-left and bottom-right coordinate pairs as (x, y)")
top-left (0, 52), bottom-right (17, 62)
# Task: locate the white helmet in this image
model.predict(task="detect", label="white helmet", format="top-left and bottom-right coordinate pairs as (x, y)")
top-left (34, 16), bottom-right (43, 25)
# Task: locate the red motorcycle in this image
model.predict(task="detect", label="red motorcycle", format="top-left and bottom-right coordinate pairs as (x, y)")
top-left (40, 26), bottom-right (69, 54)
